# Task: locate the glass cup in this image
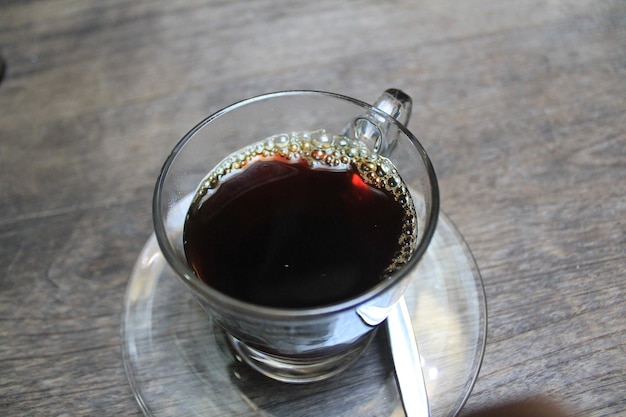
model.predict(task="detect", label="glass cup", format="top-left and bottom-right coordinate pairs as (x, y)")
top-left (153, 90), bottom-right (439, 383)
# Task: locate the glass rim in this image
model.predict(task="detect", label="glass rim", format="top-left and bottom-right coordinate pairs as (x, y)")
top-left (153, 89), bottom-right (440, 319)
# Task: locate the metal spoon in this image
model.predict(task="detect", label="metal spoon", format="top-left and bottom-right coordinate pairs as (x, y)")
top-left (387, 296), bottom-right (431, 417)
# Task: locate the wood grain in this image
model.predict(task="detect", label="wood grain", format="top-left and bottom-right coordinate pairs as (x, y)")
top-left (1, 0), bottom-right (624, 416)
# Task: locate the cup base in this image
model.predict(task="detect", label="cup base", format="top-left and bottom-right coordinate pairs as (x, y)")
top-left (226, 331), bottom-right (377, 384)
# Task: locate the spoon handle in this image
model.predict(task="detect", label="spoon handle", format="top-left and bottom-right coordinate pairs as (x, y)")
top-left (387, 296), bottom-right (431, 417)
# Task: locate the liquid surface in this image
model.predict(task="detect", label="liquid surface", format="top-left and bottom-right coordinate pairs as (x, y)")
top-left (184, 131), bottom-right (416, 308)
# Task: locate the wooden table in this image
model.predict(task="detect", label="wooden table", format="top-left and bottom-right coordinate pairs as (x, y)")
top-left (1, 1), bottom-right (624, 416)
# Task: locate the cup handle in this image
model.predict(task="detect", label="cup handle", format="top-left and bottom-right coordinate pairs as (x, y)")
top-left (348, 89), bottom-right (413, 155)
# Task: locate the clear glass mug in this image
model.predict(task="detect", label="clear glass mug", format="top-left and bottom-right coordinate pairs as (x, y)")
top-left (153, 90), bottom-right (439, 383)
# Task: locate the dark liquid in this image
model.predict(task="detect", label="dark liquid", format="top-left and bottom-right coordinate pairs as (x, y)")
top-left (184, 156), bottom-right (412, 308)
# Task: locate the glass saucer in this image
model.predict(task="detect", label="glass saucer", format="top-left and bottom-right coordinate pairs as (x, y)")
top-left (122, 210), bottom-right (487, 417)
